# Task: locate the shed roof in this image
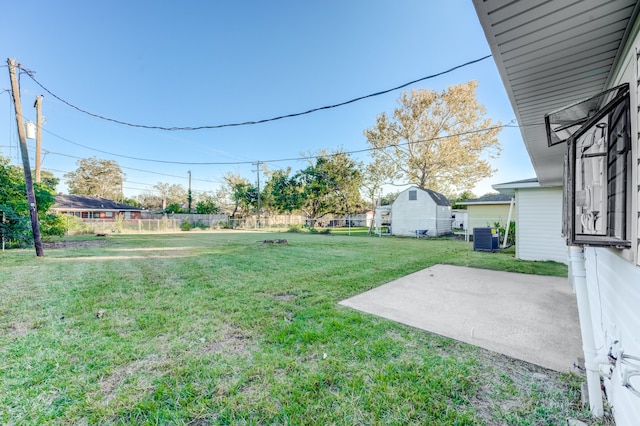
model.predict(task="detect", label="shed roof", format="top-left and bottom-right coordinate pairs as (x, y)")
top-left (53, 194), bottom-right (141, 211)
top-left (400, 187), bottom-right (450, 206)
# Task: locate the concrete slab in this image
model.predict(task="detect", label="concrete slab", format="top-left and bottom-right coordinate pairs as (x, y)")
top-left (339, 264), bottom-right (582, 372)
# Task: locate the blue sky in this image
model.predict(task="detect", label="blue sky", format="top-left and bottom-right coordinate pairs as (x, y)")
top-left (1, 1), bottom-right (533, 199)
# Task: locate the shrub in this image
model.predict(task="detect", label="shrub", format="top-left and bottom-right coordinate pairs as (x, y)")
top-left (41, 213), bottom-right (67, 237)
top-left (193, 220), bottom-right (208, 230)
top-left (493, 220), bottom-right (516, 245)
top-left (287, 225), bottom-right (302, 233)
top-left (61, 215), bottom-right (93, 235)
top-left (180, 221), bottom-right (192, 231)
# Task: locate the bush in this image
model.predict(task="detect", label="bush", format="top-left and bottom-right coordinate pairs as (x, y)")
top-left (193, 220), bottom-right (208, 230)
top-left (180, 221), bottom-right (192, 231)
top-left (494, 220), bottom-right (516, 245)
top-left (61, 215), bottom-right (93, 235)
top-left (287, 225), bottom-right (302, 233)
top-left (41, 213), bottom-right (67, 237)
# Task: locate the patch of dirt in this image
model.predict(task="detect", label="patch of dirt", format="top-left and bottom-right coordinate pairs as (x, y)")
top-left (187, 415), bottom-right (219, 426)
top-left (274, 293), bottom-right (297, 301)
top-left (99, 354), bottom-right (166, 403)
top-left (202, 325), bottom-right (252, 355)
top-left (260, 239), bottom-right (288, 245)
top-left (43, 239), bottom-right (109, 249)
top-left (6, 321), bottom-right (29, 336)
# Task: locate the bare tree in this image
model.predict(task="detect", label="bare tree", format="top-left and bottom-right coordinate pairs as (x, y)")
top-left (364, 81), bottom-right (501, 194)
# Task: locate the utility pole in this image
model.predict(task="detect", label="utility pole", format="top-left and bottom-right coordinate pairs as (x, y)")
top-left (188, 170), bottom-right (192, 212)
top-left (253, 161), bottom-right (261, 228)
top-left (34, 95), bottom-right (43, 183)
top-left (7, 58), bottom-right (44, 257)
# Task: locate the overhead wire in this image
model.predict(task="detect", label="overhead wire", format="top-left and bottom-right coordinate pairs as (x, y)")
top-left (17, 55), bottom-right (492, 131)
top-left (4, 144), bottom-right (221, 184)
top-left (5, 55), bottom-right (529, 194)
top-left (41, 121), bottom-right (518, 167)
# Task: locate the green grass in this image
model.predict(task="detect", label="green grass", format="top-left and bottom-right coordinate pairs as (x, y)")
top-left (0, 232), bottom-right (598, 424)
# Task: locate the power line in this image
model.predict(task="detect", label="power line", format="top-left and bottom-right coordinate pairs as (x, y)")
top-left (43, 127), bottom-right (241, 165)
top-left (11, 145), bottom-right (221, 184)
top-left (18, 55), bottom-right (492, 131)
top-left (12, 121), bottom-right (518, 170)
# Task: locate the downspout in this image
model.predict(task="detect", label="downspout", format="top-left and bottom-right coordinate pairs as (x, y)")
top-left (568, 246), bottom-right (604, 417)
top-left (503, 196), bottom-right (515, 248)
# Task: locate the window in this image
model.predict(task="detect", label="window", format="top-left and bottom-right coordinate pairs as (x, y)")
top-left (564, 84), bottom-right (631, 247)
top-left (408, 190), bottom-right (417, 201)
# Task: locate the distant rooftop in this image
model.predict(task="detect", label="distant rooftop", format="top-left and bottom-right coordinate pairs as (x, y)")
top-left (53, 194), bottom-right (141, 211)
top-left (457, 193), bottom-right (512, 205)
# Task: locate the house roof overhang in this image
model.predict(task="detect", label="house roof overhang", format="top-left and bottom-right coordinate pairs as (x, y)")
top-left (492, 178), bottom-right (541, 196)
top-left (472, 0), bottom-right (640, 186)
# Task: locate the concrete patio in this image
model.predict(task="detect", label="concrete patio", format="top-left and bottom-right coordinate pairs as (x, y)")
top-left (339, 264), bottom-right (582, 372)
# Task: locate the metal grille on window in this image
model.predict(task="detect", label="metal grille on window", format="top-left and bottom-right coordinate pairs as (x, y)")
top-left (547, 83), bottom-right (631, 248)
top-left (565, 84), bottom-right (631, 247)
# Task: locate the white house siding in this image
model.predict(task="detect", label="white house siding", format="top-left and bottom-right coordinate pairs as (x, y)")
top-left (584, 248), bottom-right (640, 425)
top-left (472, 1), bottom-right (640, 422)
top-left (391, 188), bottom-right (450, 237)
top-left (516, 187), bottom-right (567, 264)
top-left (584, 29), bottom-right (640, 425)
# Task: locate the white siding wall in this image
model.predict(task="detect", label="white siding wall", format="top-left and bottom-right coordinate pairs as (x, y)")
top-left (584, 248), bottom-right (640, 425)
top-left (391, 189), bottom-right (438, 236)
top-left (435, 205), bottom-right (453, 236)
top-left (516, 187), bottom-right (567, 264)
top-left (581, 28), bottom-right (640, 426)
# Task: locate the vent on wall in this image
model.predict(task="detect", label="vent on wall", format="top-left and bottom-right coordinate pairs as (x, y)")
top-left (473, 227), bottom-right (499, 252)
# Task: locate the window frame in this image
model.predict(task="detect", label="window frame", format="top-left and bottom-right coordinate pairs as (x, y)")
top-left (565, 84), bottom-right (632, 248)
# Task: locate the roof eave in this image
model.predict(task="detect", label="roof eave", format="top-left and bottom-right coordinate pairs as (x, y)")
top-left (472, 0), bottom-right (639, 185)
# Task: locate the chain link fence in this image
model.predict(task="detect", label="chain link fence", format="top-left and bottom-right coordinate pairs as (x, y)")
top-left (68, 213), bottom-right (370, 234)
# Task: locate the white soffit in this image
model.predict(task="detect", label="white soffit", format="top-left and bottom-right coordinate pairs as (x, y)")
top-left (473, 0), bottom-right (638, 185)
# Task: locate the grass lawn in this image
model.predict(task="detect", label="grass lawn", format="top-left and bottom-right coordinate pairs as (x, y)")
top-left (0, 232), bottom-right (596, 424)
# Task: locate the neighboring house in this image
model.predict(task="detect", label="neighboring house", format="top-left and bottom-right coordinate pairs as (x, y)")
top-left (52, 194), bottom-right (142, 220)
top-left (390, 187), bottom-right (452, 237)
top-left (493, 179), bottom-right (566, 265)
top-left (474, 1), bottom-right (640, 423)
top-left (456, 193), bottom-right (514, 231)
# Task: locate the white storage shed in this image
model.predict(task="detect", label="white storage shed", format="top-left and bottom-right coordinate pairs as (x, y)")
top-left (390, 187), bottom-right (452, 237)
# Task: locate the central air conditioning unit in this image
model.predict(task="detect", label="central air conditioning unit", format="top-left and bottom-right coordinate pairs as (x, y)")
top-left (473, 227), bottom-right (499, 252)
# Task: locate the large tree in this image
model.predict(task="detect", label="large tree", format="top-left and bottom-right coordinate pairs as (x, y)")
top-left (361, 162), bottom-right (390, 210)
top-left (262, 168), bottom-right (303, 214)
top-left (223, 172), bottom-right (257, 218)
top-left (64, 157), bottom-right (125, 200)
top-left (137, 182), bottom-right (187, 210)
top-left (1, 156), bottom-right (65, 245)
top-left (295, 151), bottom-right (362, 226)
top-left (364, 81), bottom-right (501, 194)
